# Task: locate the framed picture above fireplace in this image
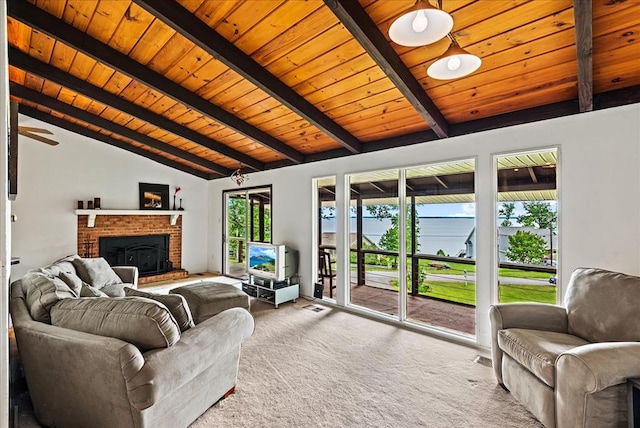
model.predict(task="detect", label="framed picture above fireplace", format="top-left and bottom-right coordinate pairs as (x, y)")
top-left (139, 183), bottom-right (170, 210)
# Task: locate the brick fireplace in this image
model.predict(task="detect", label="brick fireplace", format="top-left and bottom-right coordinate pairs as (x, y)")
top-left (77, 213), bottom-right (188, 284)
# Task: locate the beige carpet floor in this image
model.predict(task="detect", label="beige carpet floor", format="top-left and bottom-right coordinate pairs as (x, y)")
top-left (190, 299), bottom-right (543, 428)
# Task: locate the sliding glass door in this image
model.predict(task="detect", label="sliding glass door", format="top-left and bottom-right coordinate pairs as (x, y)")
top-left (404, 160), bottom-right (476, 336)
top-left (223, 186), bottom-right (271, 278)
top-left (348, 170), bottom-right (400, 317)
top-left (344, 160), bottom-right (477, 336)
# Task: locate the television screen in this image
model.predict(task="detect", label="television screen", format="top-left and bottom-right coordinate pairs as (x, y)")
top-left (246, 242), bottom-right (298, 282)
top-left (248, 244), bottom-right (277, 275)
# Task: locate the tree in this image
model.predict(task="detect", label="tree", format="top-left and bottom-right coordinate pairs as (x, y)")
top-left (367, 204), bottom-right (420, 253)
top-left (499, 202), bottom-right (516, 227)
top-left (517, 201), bottom-right (557, 264)
top-left (506, 231), bottom-right (547, 264)
top-left (517, 202), bottom-right (556, 230)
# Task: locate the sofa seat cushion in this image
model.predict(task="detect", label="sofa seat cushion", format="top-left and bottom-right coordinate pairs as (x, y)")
top-left (72, 257), bottom-right (123, 289)
top-left (498, 328), bottom-right (590, 387)
top-left (125, 287), bottom-right (194, 331)
top-left (51, 297), bottom-right (181, 351)
top-left (21, 272), bottom-right (77, 323)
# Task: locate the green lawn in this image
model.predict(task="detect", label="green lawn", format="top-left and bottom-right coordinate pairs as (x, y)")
top-left (401, 280), bottom-right (557, 306)
top-left (352, 257), bottom-right (557, 305)
top-left (361, 259), bottom-right (553, 281)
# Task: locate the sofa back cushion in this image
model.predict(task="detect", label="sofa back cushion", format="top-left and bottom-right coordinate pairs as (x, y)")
top-left (125, 287), bottom-right (194, 331)
top-left (565, 268), bottom-right (640, 342)
top-left (21, 273), bottom-right (77, 323)
top-left (72, 257), bottom-right (123, 289)
top-left (51, 297), bottom-right (181, 351)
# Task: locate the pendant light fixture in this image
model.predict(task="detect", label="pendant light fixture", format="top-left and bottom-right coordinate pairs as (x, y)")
top-left (388, 0), bottom-right (453, 47)
top-left (427, 38), bottom-right (482, 80)
top-left (230, 165), bottom-right (248, 186)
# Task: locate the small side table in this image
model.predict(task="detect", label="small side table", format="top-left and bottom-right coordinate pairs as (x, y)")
top-left (628, 378), bottom-right (640, 427)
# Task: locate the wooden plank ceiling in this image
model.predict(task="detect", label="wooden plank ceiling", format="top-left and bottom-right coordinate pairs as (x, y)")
top-left (7, 0), bottom-right (640, 180)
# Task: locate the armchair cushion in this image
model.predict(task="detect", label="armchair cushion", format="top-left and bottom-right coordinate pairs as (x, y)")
top-left (498, 328), bottom-right (589, 387)
top-left (51, 297), bottom-right (181, 351)
top-left (565, 268), bottom-right (640, 343)
top-left (72, 257), bottom-right (123, 289)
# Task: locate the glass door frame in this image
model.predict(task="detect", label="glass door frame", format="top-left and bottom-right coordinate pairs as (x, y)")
top-left (222, 185), bottom-right (272, 278)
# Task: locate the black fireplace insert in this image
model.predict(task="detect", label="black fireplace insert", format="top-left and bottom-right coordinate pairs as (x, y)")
top-left (99, 234), bottom-right (171, 277)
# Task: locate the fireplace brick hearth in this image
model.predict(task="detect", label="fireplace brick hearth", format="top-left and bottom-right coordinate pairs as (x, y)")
top-left (77, 214), bottom-right (187, 284)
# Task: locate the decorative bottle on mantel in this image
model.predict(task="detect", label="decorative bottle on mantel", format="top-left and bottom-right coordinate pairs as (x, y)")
top-left (173, 186), bottom-right (181, 210)
top-left (178, 199), bottom-right (184, 211)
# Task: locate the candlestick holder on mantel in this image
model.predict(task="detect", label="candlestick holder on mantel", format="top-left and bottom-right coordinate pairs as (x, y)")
top-left (83, 237), bottom-right (94, 258)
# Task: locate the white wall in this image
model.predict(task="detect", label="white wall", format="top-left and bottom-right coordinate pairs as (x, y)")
top-left (208, 103), bottom-right (640, 346)
top-left (10, 115), bottom-right (210, 279)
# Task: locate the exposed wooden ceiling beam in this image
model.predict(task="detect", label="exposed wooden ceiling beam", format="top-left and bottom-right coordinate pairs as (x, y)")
top-left (11, 83), bottom-right (230, 176)
top-left (8, 47), bottom-right (264, 172)
top-left (133, 0), bottom-right (363, 155)
top-left (8, 0), bottom-right (305, 164)
top-left (324, 0), bottom-right (449, 138)
top-left (17, 105), bottom-right (212, 179)
top-left (573, 0), bottom-right (593, 112)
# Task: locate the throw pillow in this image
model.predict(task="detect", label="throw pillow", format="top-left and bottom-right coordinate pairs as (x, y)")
top-left (80, 283), bottom-right (108, 298)
top-left (51, 297), bottom-right (181, 351)
top-left (58, 271), bottom-right (84, 297)
top-left (100, 283), bottom-right (127, 298)
top-left (22, 273), bottom-right (77, 323)
top-left (72, 257), bottom-right (123, 289)
top-left (125, 287), bottom-right (194, 332)
top-left (38, 254), bottom-right (80, 277)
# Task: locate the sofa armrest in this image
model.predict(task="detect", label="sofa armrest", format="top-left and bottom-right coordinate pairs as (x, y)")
top-left (556, 342), bottom-right (640, 427)
top-left (126, 307), bottom-right (254, 410)
top-left (12, 320), bottom-right (145, 427)
top-left (489, 303), bottom-right (568, 384)
top-left (112, 266), bottom-right (139, 287)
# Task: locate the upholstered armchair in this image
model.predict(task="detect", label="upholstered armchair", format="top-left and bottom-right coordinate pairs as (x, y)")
top-left (490, 267), bottom-right (640, 428)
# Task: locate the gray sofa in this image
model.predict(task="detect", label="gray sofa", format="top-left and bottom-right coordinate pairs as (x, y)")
top-left (10, 255), bottom-right (255, 428)
top-left (490, 267), bottom-right (640, 428)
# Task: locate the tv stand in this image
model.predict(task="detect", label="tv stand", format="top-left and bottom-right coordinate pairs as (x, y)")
top-left (241, 275), bottom-right (299, 308)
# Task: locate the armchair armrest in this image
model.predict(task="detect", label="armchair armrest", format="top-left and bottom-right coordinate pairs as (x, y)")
top-left (556, 342), bottom-right (640, 427)
top-left (126, 307), bottom-right (254, 410)
top-left (489, 303), bottom-right (568, 384)
top-left (112, 266), bottom-right (139, 287)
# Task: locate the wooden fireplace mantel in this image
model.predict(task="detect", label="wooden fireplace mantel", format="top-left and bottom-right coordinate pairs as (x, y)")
top-left (75, 209), bottom-right (185, 227)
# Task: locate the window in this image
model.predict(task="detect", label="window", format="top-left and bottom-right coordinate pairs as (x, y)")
top-left (495, 149), bottom-right (558, 304)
